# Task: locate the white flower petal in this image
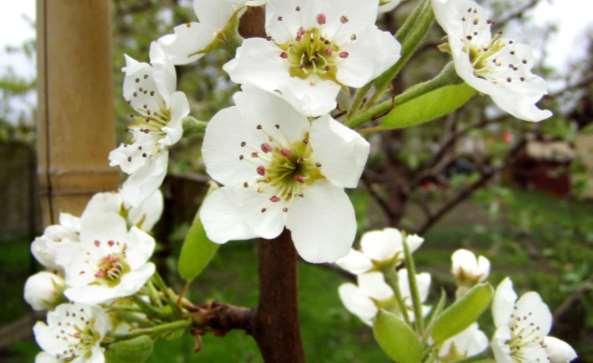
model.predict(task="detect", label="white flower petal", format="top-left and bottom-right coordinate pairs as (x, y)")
top-left (360, 228), bottom-right (403, 262)
top-left (126, 227), bottom-right (156, 268)
top-left (336, 249), bottom-right (373, 275)
top-left (79, 211), bottom-right (128, 248)
top-left (337, 26), bottom-right (401, 88)
top-left (128, 189), bottom-right (164, 231)
top-left (544, 336), bottom-right (577, 363)
top-left (286, 182), bottom-right (356, 263)
top-left (194, 0), bottom-right (246, 31)
top-left (439, 323), bottom-right (488, 359)
top-left (357, 272), bottom-right (393, 301)
top-left (199, 186), bottom-right (259, 244)
top-left (338, 283), bottom-right (377, 326)
top-left (405, 234), bottom-right (424, 252)
top-left (492, 277), bottom-right (518, 328)
top-left (310, 116), bottom-right (370, 188)
top-left (491, 326), bottom-right (514, 363)
top-left (223, 38), bottom-right (289, 92)
top-left (35, 352), bottom-right (61, 363)
top-left (311, 0), bottom-right (379, 43)
top-left (157, 22), bottom-right (218, 65)
top-left (379, 0), bottom-right (401, 13)
top-left (278, 76), bottom-right (340, 117)
top-left (233, 85), bottom-right (309, 144)
top-left (265, 0), bottom-right (309, 43)
top-left (160, 91), bottom-right (189, 147)
top-left (121, 151), bottom-right (169, 207)
top-left (515, 291), bottom-right (552, 336)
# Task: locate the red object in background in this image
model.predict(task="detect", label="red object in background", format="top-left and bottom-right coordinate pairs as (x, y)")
top-left (502, 130), bottom-right (513, 144)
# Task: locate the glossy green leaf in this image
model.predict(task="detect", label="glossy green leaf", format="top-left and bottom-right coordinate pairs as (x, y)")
top-left (373, 310), bottom-right (425, 363)
top-left (177, 212), bottom-right (219, 282)
top-left (431, 283), bottom-right (494, 345)
top-left (380, 82), bottom-right (476, 130)
top-left (106, 335), bottom-right (153, 363)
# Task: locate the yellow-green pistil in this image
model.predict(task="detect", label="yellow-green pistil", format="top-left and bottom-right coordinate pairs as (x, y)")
top-left (467, 38), bottom-right (506, 78)
top-left (259, 134), bottom-right (323, 201)
top-left (280, 28), bottom-right (346, 81)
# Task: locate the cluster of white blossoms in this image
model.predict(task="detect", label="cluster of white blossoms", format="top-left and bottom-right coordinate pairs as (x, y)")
top-left (24, 0), bottom-right (576, 361)
top-left (26, 191), bottom-right (161, 362)
top-left (337, 235), bottom-right (577, 363)
top-left (432, 0), bottom-right (552, 122)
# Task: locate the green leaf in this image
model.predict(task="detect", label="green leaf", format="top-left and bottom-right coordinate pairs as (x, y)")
top-left (380, 82), bottom-right (476, 130)
top-left (177, 212), bottom-right (219, 282)
top-left (373, 310), bottom-right (425, 363)
top-left (431, 283), bottom-right (494, 345)
top-left (106, 335), bottom-right (153, 363)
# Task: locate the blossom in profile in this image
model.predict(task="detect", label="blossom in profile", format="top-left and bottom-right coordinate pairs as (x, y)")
top-left (491, 278), bottom-right (577, 363)
top-left (439, 323), bottom-right (488, 361)
top-left (338, 272), bottom-right (394, 326)
top-left (199, 86), bottom-right (369, 263)
top-left (33, 303), bottom-right (111, 363)
top-left (24, 272), bottom-right (65, 312)
top-left (432, 0), bottom-right (552, 122)
top-left (223, 0), bottom-right (401, 116)
top-left (110, 42), bottom-right (189, 205)
top-left (31, 213), bottom-right (80, 272)
top-left (158, 0), bottom-right (266, 65)
top-left (337, 228), bottom-right (424, 275)
top-left (451, 248), bottom-right (490, 296)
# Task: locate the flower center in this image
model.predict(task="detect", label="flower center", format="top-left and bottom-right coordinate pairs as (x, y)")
top-left (94, 254), bottom-right (130, 286)
top-left (506, 308), bottom-right (545, 361)
top-left (281, 28), bottom-right (342, 81)
top-left (265, 135), bottom-right (323, 200)
top-left (467, 38), bottom-right (506, 77)
top-left (132, 108), bottom-right (171, 136)
top-left (54, 311), bottom-right (100, 361)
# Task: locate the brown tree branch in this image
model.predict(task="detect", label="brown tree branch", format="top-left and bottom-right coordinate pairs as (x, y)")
top-left (417, 138), bottom-right (526, 234)
top-left (253, 231), bottom-right (305, 363)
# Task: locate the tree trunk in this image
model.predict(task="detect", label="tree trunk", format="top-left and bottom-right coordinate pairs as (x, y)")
top-left (37, 0), bottom-right (119, 226)
top-left (253, 231), bottom-right (305, 363)
top-left (237, 8), bottom-right (305, 362)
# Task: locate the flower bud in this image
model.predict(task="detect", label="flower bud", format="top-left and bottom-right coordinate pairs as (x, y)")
top-left (24, 272), bottom-right (65, 311)
top-left (451, 249), bottom-right (490, 295)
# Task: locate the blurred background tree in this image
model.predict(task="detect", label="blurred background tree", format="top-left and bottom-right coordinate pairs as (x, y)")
top-left (0, 0), bottom-right (592, 362)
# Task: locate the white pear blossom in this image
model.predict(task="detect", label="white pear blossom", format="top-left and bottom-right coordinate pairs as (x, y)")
top-left (84, 190), bottom-right (164, 232)
top-left (109, 42), bottom-right (189, 206)
top-left (337, 228), bottom-right (424, 275)
top-left (24, 272), bottom-right (65, 311)
top-left (451, 249), bottom-right (490, 295)
top-left (431, 0), bottom-right (552, 122)
top-left (398, 268), bottom-right (432, 320)
top-left (199, 86), bottom-right (369, 263)
top-left (439, 323), bottom-right (488, 362)
top-left (338, 272), bottom-right (394, 326)
top-left (223, 0), bottom-right (402, 116)
top-left (491, 278), bottom-right (577, 363)
top-left (158, 0), bottom-right (266, 65)
top-left (33, 303), bottom-right (110, 363)
top-left (31, 213), bottom-right (81, 272)
top-left (379, 0), bottom-right (401, 13)
top-left (58, 209), bottom-right (156, 305)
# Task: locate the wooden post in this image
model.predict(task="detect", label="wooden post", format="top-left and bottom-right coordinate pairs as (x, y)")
top-left (37, 0), bottom-right (120, 226)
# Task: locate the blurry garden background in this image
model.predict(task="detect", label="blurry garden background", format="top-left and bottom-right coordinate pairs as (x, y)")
top-left (1, 0), bottom-right (593, 362)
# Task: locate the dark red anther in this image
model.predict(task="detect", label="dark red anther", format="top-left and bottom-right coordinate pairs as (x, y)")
top-left (257, 166), bottom-right (266, 176)
top-left (316, 13), bottom-right (326, 25)
top-left (261, 143), bottom-right (273, 153)
top-left (270, 195), bottom-right (281, 203)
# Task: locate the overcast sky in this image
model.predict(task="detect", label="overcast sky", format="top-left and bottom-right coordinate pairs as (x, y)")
top-left (0, 0), bottom-right (590, 105)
